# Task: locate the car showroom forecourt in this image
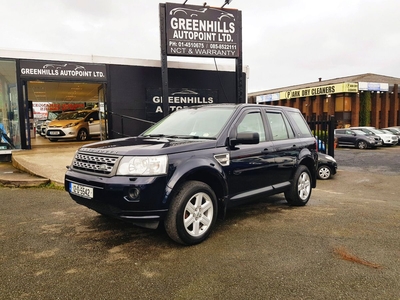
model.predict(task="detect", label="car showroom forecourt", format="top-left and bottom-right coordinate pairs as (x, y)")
top-left (65, 104), bottom-right (318, 245)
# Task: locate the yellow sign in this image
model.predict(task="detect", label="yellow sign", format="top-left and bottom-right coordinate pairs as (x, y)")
top-left (280, 82), bottom-right (358, 99)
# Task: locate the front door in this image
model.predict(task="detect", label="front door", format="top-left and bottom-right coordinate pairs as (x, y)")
top-left (227, 109), bottom-right (277, 202)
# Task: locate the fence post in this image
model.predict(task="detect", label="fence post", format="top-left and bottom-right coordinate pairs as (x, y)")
top-left (327, 115), bottom-right (335, 157)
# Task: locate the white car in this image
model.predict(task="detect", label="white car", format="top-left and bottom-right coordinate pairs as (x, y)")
top-left (350, 127), bottom-right (398, 146)
top-left (39, 111), bottom-right (63, 137)
top-left (45, 110), bottom-right (101, 142)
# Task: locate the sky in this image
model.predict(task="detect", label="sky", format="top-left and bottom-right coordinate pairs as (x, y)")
top-left (1, 0), bottom-right (399, 92)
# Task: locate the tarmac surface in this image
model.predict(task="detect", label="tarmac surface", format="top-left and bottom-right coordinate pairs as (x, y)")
top-left (0, 136), bottom-right (89, 187)
top-left (1, 146), bottom-right (400, 299)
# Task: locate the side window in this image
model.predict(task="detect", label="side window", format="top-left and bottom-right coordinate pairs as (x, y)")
top-left (266, 112), bottom-right (294, 140)
top-left (237, 112), bottom-right (266, 142)
top-left (89, 112), bottom-right (99, 121)
top-left (287, 111), bottom-right (313, 137)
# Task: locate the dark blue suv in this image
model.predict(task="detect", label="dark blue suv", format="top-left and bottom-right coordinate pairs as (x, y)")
top-left (65, 104), bottom-right (318, 245)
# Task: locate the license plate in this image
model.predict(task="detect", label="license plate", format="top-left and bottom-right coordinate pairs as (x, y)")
top-left (49, 131), bottom-right (60, 135)
top-left (69, 182), bottom-right (93, 199)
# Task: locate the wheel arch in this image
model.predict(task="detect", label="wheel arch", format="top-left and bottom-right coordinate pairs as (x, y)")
top-left (299, 155), bottom-right (317, 188)
top-left (165, 159), bottom-right (228, 218)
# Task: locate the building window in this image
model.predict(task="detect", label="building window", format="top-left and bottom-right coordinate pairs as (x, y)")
top-left (0, 60), bottom-right (20, 150)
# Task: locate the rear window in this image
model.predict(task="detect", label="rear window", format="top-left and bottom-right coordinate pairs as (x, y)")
top-left (287, 111), bottom-right (312, 137)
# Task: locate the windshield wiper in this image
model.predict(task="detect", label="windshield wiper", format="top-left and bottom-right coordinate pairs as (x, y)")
top-left (165, 135), bottom-right (200, 139)
top-left (142, 134), bottom-right (166, 137)
top-left (143, 134), bottom-right (215, 140)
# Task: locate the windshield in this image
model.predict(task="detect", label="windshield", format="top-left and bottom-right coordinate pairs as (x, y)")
top-left (48, 111), bottom-right (61, 120)
top-left (56, 111), bottom-right (89, 120)
top-left (142, 106), bottom-right (236, 139)
top-left (369, 128), bottom-right (386, 135)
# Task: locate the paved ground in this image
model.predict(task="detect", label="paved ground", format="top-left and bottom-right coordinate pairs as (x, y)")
top-left (0, 146), bottom-right (400, 299)
top-left (0, 138), bottom-right (88, 186)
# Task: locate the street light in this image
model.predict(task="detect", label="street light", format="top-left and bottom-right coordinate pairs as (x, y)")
top-left (221, 0), bottom-right (232, 8)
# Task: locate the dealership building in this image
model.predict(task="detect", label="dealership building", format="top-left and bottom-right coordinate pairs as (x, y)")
top-left (0, 49), bottom-right (246, 158)
top-left (248, 73), bottom-right (400, 128)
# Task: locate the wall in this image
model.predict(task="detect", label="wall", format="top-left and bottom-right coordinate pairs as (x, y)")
top-left (108, 64), bottom-right (244, 137)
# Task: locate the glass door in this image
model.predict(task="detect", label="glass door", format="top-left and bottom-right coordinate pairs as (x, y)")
top-left (98, 84), bottom-right (107, 140)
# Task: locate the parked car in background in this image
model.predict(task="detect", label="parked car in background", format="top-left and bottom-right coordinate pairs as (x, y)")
top-left (317, 152), bottom-right (337, 180)
top-left (39, 110), bottom-right (63, 136)
top-left (46, 109), bottom-right (101, 142)
top-left (334, 129), bottom-right (382, 149)
top-left (36, 118), bottom-right (47, 134)
top-left (381, 127), bottom-right (400, 144)
top-left (350, 127), bottom-right (398, 146)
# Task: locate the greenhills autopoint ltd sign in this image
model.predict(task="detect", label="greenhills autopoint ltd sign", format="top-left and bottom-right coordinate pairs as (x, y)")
top-left (165, 3), bottom-right (241, 58)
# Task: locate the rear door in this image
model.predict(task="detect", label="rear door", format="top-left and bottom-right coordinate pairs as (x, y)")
top-left (341, 129), bottom-right (355, 146)
top-left (265, 110), bottom-right (302, 184)
top-left (335, 129), bottom-right (350, 145)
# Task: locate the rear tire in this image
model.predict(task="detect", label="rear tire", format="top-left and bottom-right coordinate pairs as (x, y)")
top-left (164, 181), bottom-right (217, 245)
top-left (285, 165), bottom-right (312, 206)
top-left (357, 140), bottom-right (367, 149)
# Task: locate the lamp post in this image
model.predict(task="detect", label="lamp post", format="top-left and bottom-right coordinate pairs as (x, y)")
top-left (221, 0), bottom-right (232, 8)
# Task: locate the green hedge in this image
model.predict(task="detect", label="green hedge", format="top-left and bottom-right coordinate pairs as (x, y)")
top-left (359, 92), bottom-right (371, 126)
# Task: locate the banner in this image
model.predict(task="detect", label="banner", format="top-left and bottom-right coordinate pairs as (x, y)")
top-left (165, 3), bottom-right (241, 58)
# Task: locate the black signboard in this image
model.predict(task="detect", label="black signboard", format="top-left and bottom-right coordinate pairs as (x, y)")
top-left (20, 60), bottom-right (107, 81)
top-left (146, 87), bottom-right (218, 122)
top-left (165, 3), bottom-right (240, 58)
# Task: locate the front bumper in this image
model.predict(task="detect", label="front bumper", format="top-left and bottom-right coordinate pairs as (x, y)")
top-left (47, 128), bottom-right (77, 139)
top-left (382, 139), bottom-right (398, 145)
top-left (65, 169), bottom-right (170, 225)
top-left (367, 140), bottom-right (382, 147)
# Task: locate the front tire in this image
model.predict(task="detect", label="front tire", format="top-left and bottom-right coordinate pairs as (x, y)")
top-left (77, 129), bottom-right (88, 141)
top-left (317, 165), bottom-right (331, 180)
top-left (165, 181), bottom-right (217, 245)
top-left (285, 165), bottom-right (312, 206)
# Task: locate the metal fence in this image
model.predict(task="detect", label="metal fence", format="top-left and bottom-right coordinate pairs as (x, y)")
top-left (307, 115), bottom-right (336, 157)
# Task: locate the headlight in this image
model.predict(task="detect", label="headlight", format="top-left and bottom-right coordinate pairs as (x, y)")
top-left (63, 122), bottom-right (79, 128)
top-left (117, 155), bottom-right (168, 176)
top-left (324, 155), bottom-right (336, 162)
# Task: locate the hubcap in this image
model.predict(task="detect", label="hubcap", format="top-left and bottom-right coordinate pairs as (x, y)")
top-left (298, 172), bottom-right (311, 200)
top-left (183, 192), bottom-right (213, 237)
top-left (318, 167), bottom-right (331, 179)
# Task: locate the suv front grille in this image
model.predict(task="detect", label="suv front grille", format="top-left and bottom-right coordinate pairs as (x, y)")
top-left (72, 152), bottom-right (120, 175)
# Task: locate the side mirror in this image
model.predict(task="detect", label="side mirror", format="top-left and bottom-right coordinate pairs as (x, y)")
top-left (230, 131), bottom-right (260, 147)
top-left (89, 118), bottom-right (94, 123)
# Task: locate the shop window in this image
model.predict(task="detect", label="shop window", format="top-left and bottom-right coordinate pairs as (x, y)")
top-left (335, 94), bottom-right (352, 112)
top-left (344, 96), bottom-right (352, 111)
top-left (0, 60), bottom-right (20, 150)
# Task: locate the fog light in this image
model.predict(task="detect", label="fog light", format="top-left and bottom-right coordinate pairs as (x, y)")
top-left (127, 187), bottom-right (140, 200)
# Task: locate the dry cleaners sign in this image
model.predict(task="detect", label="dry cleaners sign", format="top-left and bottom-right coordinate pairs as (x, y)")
top-left (20, 60), bottom-right (107, 81)
top-left (165, 3), bottom-right (241, 58)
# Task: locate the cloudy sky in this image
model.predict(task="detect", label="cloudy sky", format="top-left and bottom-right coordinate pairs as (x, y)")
top-left (1, 0), bottom-right (399, 92)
